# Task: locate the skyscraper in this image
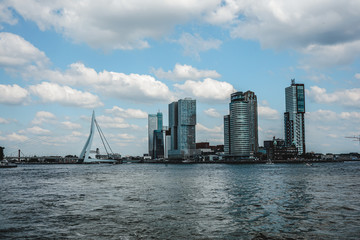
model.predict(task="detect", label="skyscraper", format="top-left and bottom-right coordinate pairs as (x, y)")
top-left (148, 114), bottom-right (157, 157)
top-left (284, 79), bottom-right (306, 155)
top-left (148, 112), bottom-right (164, 159)
top-left (224, 91), bottom-right (258, 159)
top-left (168, 98), bottom-right (196, 159)
top-left (244, 91), bottom-right (258, 153)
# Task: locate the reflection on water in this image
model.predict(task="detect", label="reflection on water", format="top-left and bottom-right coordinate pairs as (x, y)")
top-left (1, 162), bottom-right (360, 239)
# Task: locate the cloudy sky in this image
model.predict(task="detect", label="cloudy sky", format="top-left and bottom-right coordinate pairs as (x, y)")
top-left (1, 0), bottom-right (360, 157)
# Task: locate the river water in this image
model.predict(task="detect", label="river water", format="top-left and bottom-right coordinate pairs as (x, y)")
top-left (1, 162), bottom-right (359, 239)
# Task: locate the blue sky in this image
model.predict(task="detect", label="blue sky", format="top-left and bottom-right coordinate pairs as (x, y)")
top-left (1, 1), bottom-right (360, 157)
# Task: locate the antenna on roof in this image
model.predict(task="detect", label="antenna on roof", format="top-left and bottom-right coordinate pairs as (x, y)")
top-left (291, 78), bottom-right (295, 85)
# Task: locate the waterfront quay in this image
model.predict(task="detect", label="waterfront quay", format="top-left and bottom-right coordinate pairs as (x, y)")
top-left (4, 155), bottom-right (352, 165)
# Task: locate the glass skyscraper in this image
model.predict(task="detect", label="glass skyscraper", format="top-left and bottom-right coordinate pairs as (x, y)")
top-left (148, 112), bottom-right (164, 159)
top-left (168, 98), bottom-right (196, 159)
top-left (284, 79), bottom-right (306, 155)
top-left (224, 91), bottom-right (258, 158)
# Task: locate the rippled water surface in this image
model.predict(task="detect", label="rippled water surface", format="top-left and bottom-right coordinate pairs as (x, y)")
top-left (1, 162), bottom-right (360, 239)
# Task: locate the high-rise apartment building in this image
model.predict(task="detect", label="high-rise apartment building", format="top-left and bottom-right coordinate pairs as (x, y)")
top-left (168, 98), bottom-right (196, 159)
top-left (224, 91), bottom-right (258, 158)
top-left (284, 79), bottom-right (305, 155)
top-left (148, 112), bottom-right (164, 159)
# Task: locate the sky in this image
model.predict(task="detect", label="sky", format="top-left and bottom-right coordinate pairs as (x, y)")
top-left (1, 0), bottom-right (360, 157)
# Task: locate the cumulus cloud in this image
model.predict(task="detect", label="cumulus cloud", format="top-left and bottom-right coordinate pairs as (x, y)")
top-left (31, 111), bottom-right (56, 125)
top-left (7, 132), bottom-right (29, 142)
top-left (174, 78), bottom-right (235, 101)
top-left (0, 84), bottom-right (29, 105)
top-left (307, 109), bottom-right (338, 122)
top-left (61, 121), bottom-right (81, 130)
top-left (307, 86), bottom-right (360, 108)
top-left (29, 82), bottom-right (103, 108)
top-left (3, 1), bottom-right (220, 50)
top-left (204, 108), bottom-right (221, 118)
top-left (307, 109), bottom-right (360, 123)
top-left (95, 72), bottom-right (173, 103)
top-left (96, 115), bottom-right (139, 129)
top-left (258, 105), bottom-right (280, 120)
top-left (0, 117), bottom-right (9, 124)
top-left (24, 126), bottom-right (51, 135)
top-left (105, 106), bottom-right (147, 119)
top-left (197, 123), bottom-right (222, 133)
top-left (177, 33), bottom-right (222, 58)
top-left (26, 61), bottom-right (173, 103)
top-left (0, 4), bottom-right (17, 28)
top-left (153, 63), bottom-right (221, 81)
top-left (0, 32), bottom-right (49, 70)
top-left (2, 1), bottom-right (360, 67)
top-left (339, 112), bottom-right (360, 121)
top-left (229, 0), bottom-right (360, 67)
top-left (300, 40), bottom-right (360, 68)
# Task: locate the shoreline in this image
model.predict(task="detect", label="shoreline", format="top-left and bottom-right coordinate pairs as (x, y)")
top-left (6, 158), bottom-right (356, 165)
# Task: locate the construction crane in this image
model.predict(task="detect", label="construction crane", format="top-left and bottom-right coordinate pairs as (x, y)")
top-left (345, 135), bottom-right (360, 144)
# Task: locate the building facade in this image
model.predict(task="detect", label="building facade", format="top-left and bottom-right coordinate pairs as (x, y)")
top-left (224, 91), bottom-right (258, 159)
top-left (244, 91), bottom-right (258, 153)
top-left (168, 98), bottom-right (197, 159)
top-left (284, 79), bottom-right (306, 155)
top-left (148, 112), bottom-right (164, 159)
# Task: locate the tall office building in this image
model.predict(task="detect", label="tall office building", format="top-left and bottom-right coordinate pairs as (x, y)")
top-left (148, 114), bottom-right (157, 157)
top-left (284, 79), bottom-right (305, 155)
top-left (168, 98), bottom-right (196, 159)
top-left (244, 91), bottom-right (258, 153)
top-left (224, 91), bottom-right (258, 158)
top-left (148, 112), bottom-right (164, 158)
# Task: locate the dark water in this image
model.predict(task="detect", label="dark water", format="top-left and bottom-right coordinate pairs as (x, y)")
top-left (1, 162), bottom-right (360, 239)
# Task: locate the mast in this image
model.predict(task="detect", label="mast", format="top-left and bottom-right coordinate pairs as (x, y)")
top-left (79, 111), bottom-right (96, 162)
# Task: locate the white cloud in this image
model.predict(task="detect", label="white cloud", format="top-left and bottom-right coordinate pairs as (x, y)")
top-left (204, 0), bottom-right (241, 25)
top-left (4, 1), bottom-right (220, 50)
top-left (32, 111), bottom-right (56, 125)
top-left (306, 74), bottom-right (331, 83)
top-left (204, 108), bottom-right (221, 118)
top-left (0, 32), bottom-right (49, 69)
top-left (29, 82), bottom-right (103, 108)
top-left (307, 109), bottom-right (338, 122)
top-left (174, 78), bottom-right (235, 101)
top-left (339, 112), bottom-right (360, 121)
top-left (300, 40), bottom-right (360, 68)
top-left (258, 105), bottom-right (280, 120)
top-left (307, 86), bottom-right (360, 108)
top-left (7, 132), bottom-right (29, 142)
top-left (114, 133), bottom-right (136, 141)
top-left (0, 117), bottom-right (9, 124)
top-left (229, 0), bottom-right (360, 67)
top-left (105, 106), bottom-right (147, 119)
top-left (71, 131), bottom-right (84, 137)
top-left (0, 4), bottom-right (17, 28)
top-left (95, 71), bottom-right (173, 103)
top-left (197, 123), bottom-right (222, 133)
top-left (0, 84), bottom-right (29, 105)
top-left (177, 33), bottom-right (222, 58)
top-left (29, 62), bottom-right (173, 103)
top-left (25, 126), bottom-right (51, 135)
top-left (61, 121), bottom-right (81, 130)
top-left (153, 63), bottom-right (221, 81)
top-left (96, 115), bottom-right (139, 129)
top-left (355, 73), bottom-right (360, 80)
top-left (306, 109), bottom-right (360, 123)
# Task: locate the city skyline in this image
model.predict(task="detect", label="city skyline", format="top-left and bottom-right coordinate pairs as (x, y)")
top-left (1, 1), bottom-right (360, 156)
